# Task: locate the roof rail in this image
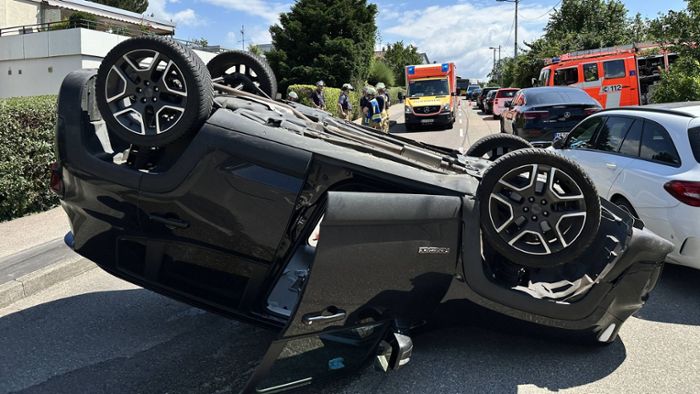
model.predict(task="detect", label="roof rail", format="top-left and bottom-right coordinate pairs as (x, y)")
top-left (600, 106), bottom-right (697, 118)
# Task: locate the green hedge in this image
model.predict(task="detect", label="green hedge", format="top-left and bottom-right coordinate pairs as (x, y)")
top-left (0, 96), bottom-right (59, 222)
top-left (287, 84), bottom-right (363, 120)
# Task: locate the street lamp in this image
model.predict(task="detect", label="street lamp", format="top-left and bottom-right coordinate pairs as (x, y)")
top-left (497, 0), bottom-right (519, 59)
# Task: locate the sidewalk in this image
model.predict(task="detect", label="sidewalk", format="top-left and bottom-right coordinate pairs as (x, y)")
top-left (0, 208), bottom-right (94, 308)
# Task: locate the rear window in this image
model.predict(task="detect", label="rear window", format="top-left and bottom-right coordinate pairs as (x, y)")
top-left (604, 60), bottom-right (626, 79)
top-left (640, 121), bottom-right (681, 166)
top-left (496, 90), bottom-right (518, 98)
top-left (688, 127), bottom-right (700, 163)
top-left (526, 89), bottom-right (597, 106)
top-left (554, 67), bottom-right (579, 86)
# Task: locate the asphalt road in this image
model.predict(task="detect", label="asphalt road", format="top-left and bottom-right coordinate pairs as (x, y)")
top-left (3, 103), bottom-right (700, 393)
top-left (388, 98), bottom-right (499, 152)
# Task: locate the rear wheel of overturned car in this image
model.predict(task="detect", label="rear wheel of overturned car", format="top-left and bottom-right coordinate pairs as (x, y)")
top-left (466, 134), bottom-right (532, 161)
top-left (95, 36), bottom-right (214, 147)
top-left (207, 50), bottom-right (277, 98)
top-left (478, 148), bottom-right (601, 268)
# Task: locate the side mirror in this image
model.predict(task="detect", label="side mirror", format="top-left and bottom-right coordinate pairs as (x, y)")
top-left (552, 136), bottom-right (566, 149)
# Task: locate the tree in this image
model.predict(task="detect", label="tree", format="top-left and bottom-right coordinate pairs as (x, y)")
top-left (191, 37), bottom-right (208, 47)
top-left (648, 0), bottom-right (700, 102)
top-left (367, 60), bottom-right (395, 86)
top-left (248, 44), bottom-right (263, 57)
top-left (266, 0), bottom-right (377, 90)
top-left (383, 41), bottom-right (423, 85)
top-left (498, 0), bottom-right (641, 88)
top-left (90, 0), bottom-right (148, 14)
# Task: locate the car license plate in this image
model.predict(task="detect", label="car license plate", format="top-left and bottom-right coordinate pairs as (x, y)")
top-left (420, 119), bottom-right (434, 124)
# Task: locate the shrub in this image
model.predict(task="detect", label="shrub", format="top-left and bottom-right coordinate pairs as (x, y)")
top-left (387, 87), bottom-right (404, 105)
top-left (651, 57), bottom-right (700, 103)
top-left (367, 60), bottom-right (396, 87)
top-left (0, 96), bottom-right (59, 222)
top-left (287, 84), bottom-right (362, 120)
top-left (68, 11), bottom-right (98, 29)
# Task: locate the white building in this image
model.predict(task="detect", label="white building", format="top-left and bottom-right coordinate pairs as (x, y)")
top-left (0, 0), bottom-right (216, 99)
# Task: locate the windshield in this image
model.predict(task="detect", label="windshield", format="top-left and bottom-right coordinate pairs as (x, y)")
top-left (409, 79), bottom-right (450, 97)
top-left (538, 69), bottom-right (551, 87)
top-left (457, 80), bottom-right (469, 89)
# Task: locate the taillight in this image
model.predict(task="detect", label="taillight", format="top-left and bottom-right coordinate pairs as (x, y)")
top-left (584, 107), bottom-right (601, 116)
top-left (49, 161), bottom-right (64, 196)
top-left (664, 181), bottom-right (700, 207)
top-left (523, 111), bottom-right (549, 120)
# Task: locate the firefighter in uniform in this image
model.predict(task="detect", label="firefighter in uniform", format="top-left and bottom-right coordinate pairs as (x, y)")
top-left (362, 87), bottom-right (383, 130)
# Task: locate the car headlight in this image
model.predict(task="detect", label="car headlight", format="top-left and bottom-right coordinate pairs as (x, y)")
top-left (442, 103), bottom-right (451, 112)
top-left (404, 106), bottom-right (412, 114)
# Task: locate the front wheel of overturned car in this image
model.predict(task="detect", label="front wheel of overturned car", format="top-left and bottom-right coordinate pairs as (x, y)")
top-left (478, 148), bottom-right (601, 268)
top-left (466, 134), bottom-right (532, 161)
top-left (95, 36), bottom-right (214, 147)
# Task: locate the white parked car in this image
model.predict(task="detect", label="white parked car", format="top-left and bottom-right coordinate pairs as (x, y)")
top-left (552, 103), bottom-right (700, 269)
top-left (492, 88), bottom-right (520, 119)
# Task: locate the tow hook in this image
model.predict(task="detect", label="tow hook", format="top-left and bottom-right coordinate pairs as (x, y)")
top-left (374, 332), bottom-right (413, 372)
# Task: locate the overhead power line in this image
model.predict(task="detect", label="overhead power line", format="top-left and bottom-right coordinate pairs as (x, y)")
top-left (518, 0), bottom-right (562, 21)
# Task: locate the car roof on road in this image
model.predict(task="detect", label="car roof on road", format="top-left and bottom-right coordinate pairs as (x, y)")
top-left (603, 102), bottom-right (700, 118)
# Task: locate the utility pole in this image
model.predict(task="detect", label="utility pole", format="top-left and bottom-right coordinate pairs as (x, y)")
top-left (489, 46), bottom-right (497, 81)
top-left (497, 0), bottom-right (519, 58)
top-left (238, 25), bottom-right (246, 50)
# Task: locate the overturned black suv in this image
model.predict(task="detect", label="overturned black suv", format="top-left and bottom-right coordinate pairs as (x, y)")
top-left (53, 37), bottom-right (671, 393)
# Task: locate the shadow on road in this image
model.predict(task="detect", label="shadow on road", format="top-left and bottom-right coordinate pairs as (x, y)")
top-left (0, 289), bottom-right (276, 394)
top-left (634, 264), bottom-right (700, 326)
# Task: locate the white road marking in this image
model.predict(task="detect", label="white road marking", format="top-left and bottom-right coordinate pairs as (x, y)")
top-left (459, 118), bottom-right (463, 124)
top-left (460, 128), bottom-right (464, 137)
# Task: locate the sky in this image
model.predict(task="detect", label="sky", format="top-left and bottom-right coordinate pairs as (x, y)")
top-left (145, 0), bottom-right (689, 81)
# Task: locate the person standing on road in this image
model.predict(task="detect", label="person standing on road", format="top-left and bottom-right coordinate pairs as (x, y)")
top-left (362, 87), bottom-right (382, 130)
top-left (338, 83), bottom-right (354, 120)
top-left (311, 80), bottom-right (326, 110)
top-left (376, 82), bottom-right (390, 133)
top-left (360, 86), bottom-right (372, 126)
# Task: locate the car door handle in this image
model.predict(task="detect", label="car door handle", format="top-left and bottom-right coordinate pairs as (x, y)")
top-left (605, 163), bottom-right (617, 169)
top-left (148, 214), bottom-right (189, 229)
top-left (302, 307), bottom-right (346, 325)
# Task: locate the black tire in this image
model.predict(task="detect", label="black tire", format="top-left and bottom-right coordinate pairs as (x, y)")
top-left (95, 36), bottom-right (213, 147)
top-left (466, 134), bottom-right (532, 161)
top-left (478, 148), bottom-right (601, 268)
top-left (207, 50), bottom-right (277, 98)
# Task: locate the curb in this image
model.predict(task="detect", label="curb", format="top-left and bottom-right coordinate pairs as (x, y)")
top-left (0, 247), bottom-right (95, 309)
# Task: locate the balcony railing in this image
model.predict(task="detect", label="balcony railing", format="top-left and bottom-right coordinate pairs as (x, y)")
top-left (0, 19), bottom-right (229, 54)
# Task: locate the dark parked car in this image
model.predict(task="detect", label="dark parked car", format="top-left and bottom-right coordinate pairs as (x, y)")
top-left (477, 87), bottom-right (500, 110)
top-left (501, 87), bottom-right (603, 146)
top-left (52, 37), bottom-right (671, 392)
top-left (484, 90), bottom-right (497, 114)
top-left (466, 84), bottom-right (481, 99)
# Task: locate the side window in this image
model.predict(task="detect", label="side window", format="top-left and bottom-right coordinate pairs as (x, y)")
top-left (567, 117), bottom-right (604, 149)
top-left (539, 69), bottom-right (551, 86)
top-left (583, 63), bottom-right (599, 82)
top-left (594, 116), bottom-right (635, 152)
top-left (554, 67), bottom-right (579, 86)
top-left (640, 121), bottom-right (681, 166)
top-left (618, 120), bottom-right (642, 156)
top-left (603, 60), bottom-right (626, 79)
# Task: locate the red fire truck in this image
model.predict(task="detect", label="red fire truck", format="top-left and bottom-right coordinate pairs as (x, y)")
top-left (538, 43), bottom-right (678, 108)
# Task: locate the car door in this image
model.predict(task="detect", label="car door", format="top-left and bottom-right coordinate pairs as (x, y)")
top-left (562, 116), bottom-right (637, 197)
top-left (130, 124), bottom-right (312, 315)
top-left (244, 192), bottom-right (462, 393)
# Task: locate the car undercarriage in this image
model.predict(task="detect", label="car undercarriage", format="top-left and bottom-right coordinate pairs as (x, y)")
top-left (53, 37), bottom-right (673, 392)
